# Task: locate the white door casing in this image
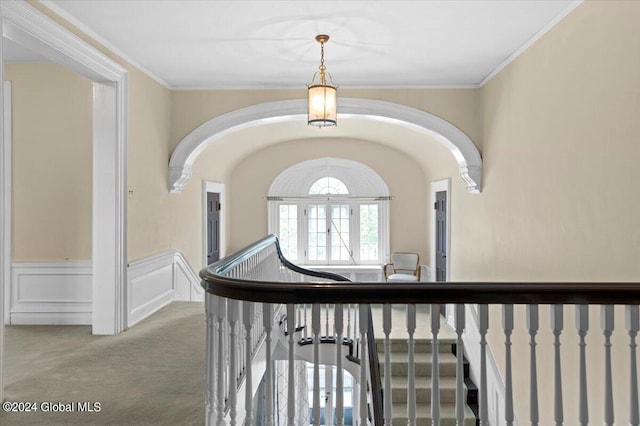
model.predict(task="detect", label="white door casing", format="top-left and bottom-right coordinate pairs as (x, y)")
top-left (0, 0), bottom-right (128, 345)
top-left (430, 179), bottom-right (451, 282)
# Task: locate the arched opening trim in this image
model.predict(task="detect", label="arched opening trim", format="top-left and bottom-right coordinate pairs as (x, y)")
top-left (168, 98), bottom-right (482, 194)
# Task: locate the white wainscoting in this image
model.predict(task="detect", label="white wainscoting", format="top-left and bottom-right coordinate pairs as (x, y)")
top-left (7, 252), bottom-right (202, 326)
top-left (127, 251), bottom-right (203, 327)
top-left (10, 261), bottom-right (92, 325)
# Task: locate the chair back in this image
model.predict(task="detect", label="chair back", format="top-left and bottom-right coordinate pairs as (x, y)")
top-left (391, 252), bottom-right (419, 274)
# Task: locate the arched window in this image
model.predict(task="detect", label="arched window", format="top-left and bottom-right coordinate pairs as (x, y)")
top-left (308, 177), bottom-right (349, 195)
top-left (268, 158), bottom-right (390, 265)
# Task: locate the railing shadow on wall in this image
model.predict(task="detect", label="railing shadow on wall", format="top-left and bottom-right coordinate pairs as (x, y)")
top-left (200, 234), bottom-right (640, 426)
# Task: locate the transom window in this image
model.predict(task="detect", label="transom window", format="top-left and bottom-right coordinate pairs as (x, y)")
top-left (269, 158), bottom-right (389, 265)
top-left (308, 177), bottom-right (349, 195)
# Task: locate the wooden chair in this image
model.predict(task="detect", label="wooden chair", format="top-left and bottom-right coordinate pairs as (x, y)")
top-left (383, 252), bottom-right (420, 281)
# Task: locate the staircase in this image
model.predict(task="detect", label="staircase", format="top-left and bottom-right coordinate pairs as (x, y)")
top-left (377, 336), bottom-right (478, 426)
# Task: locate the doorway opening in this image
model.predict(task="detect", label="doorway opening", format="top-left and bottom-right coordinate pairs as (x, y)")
top-left (430, 179), bottom-right (451, 282)
top-left (202, 181), bottom-right (226, 268)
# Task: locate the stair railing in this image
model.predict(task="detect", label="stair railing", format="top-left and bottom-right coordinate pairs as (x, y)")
top-left (201, 234), bottom-right (640, 426)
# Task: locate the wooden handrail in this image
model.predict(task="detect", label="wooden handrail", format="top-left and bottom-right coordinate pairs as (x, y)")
top-left (200, 275), bottom-right (640, 304)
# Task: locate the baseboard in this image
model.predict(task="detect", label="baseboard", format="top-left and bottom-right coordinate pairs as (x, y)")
top-left (174, 251), bottom-right (203, 302)
top-left (7, 252), bottom-right (202, 327)
top-left (127, 250), bottom-right (202, 327)
top-left (9, 261), bottom-right (92, 325)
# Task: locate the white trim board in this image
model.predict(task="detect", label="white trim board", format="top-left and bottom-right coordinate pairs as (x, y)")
top-left (169, 98), bottom-right (483, 194)
top-left (2, 82), bottom-right (10, 326)
top-left (0, 0), bottom-right (129, 340)
top-left (9, 261), bottom-right (92, 325)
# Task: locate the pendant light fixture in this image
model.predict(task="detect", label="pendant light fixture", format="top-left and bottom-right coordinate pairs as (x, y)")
top-left (307, 34), bottom-right (337, 127)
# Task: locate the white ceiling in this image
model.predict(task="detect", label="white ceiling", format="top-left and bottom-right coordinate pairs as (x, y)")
top-left (33, 0), bottom-right (580, 89)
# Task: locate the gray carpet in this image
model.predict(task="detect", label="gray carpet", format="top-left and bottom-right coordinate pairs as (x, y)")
top-left (1, 302), bottom-right (206, 426)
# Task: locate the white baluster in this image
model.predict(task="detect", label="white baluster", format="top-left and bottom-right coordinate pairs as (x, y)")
top-left (287, 304), bottom-right (296, 426)
top-left (576, 304), bottom-right (588, 426)
top-left (431, 304), bottom-right (441, 426)
top-left (228, 300), bottom-right (239, 426)
top-left (627, 305), bottom-right (639, 426)
top-left (216, 297), bottom-right (227, 426)
top-left (551, 304), bottom-right (564, 426)
top-left (503, 304), bottom-right (514, 426)
top-left (243, 302), bottom-right (254, 425)
top-left (206, 294), bottom-right (216, 425)
top-left (601, 305), bottom-right (614, 426)
top-left (359, 304), bottom-right (369, 426)
top-left (455, 304), bottom-right (465, 426)
top-left (312, 303), bottom-right (321, 426)
top-left (527, 304), bottom-right (539, 426)
top-left (407, 304), bottom-right (417, 426)
top-left (347, 304), bottom-right (352, 346)
top-left (478, 304), bottom-right (489, 426)
top-left (263, 303), bottom-right (274, 426)
top-left (335, 304), bottom-right (345, 426)
top-left (304, 304), bottom-right (308, 339)
top-left (383, 304), bottom-right (392, 425)
top-left (326, 303), bottom-right (330, 337)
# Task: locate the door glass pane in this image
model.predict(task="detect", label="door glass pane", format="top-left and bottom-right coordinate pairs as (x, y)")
top-left (331, 204), bottom-right (350, 261)
top-left (308, 204), bottom-right (326, 262)
top-left (359, 204), bottom-right (379, 261)
top-left (278, 204), bottom-right (297, 260)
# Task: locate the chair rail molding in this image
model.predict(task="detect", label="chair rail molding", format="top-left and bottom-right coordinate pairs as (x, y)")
top-left (128, 250), bottom-right (203, 327)
top-left (168, 98), bottom-right (483, 194)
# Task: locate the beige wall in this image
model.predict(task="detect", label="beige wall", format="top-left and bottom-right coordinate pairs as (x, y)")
top-left (226, 138), bottom-right (429, 258)
top-left (461, 1), bottom-right (640, 424)
top-left (26, 1), bottom-right (174, 264)
top-left (18, 1), bottom-right (640, 422)
top-left (7, 63), bottom-right (92, 261)
top-left (172, 89), bottom-right (477, 269)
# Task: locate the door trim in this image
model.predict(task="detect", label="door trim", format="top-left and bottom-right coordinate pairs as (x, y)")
top-left (202, 181), bottom-right (226, 268)
top-left (430, 179), bottom-right (451, 281)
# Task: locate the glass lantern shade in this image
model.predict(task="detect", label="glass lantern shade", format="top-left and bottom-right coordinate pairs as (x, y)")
top-left (307, 83), bottom-right (337, 127)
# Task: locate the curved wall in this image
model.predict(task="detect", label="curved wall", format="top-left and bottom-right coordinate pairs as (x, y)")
top-left (228, 138), bottom-right (430, 261)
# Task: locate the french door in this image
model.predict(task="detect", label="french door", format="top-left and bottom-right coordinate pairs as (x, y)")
top-left (307, 203), bottom-right (352, 264)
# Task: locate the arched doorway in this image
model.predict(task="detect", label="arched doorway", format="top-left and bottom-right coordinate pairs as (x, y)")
top-left (168, 98), bottom-right (482, 194)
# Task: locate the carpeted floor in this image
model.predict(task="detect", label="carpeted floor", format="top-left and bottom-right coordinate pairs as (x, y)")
top-left (1, 302), bottom-right (206, 426)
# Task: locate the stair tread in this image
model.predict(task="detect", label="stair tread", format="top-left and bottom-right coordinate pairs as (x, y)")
top-left (391, 401), bottom-right (476, 417)
top-left (386, 351), bottom-right (457, 363)
top-left (382, 375), bottom-right (463, 389)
